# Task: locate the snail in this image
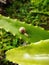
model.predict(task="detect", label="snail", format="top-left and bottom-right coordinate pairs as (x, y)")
top-left (19, 27), bottom-right (26, 34)
top-left (19, 27), bottom-right (28, 37)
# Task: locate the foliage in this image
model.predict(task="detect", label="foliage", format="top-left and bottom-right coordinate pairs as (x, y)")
top-left (0, 0), bottom-right (49, 65)
top-left (0, 28), bottom-right (16, 50)
top-left (0, 15), bottom-right (49, 65)
top-left (6, 39), bottom-right (49, 65)
top-left (5, 0), bottom-right (49, 29)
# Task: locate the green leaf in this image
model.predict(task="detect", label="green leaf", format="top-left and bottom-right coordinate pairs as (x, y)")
top-left (0, 15), bottom-right (49, 43)
top-left (6, 39), bottom-right (49, 65)
top-left (31, 0), bottom-right (43, 4)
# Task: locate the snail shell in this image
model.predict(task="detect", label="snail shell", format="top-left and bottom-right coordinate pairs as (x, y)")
top-left (19, 27), bottom-right (26, 34)
top-left (19, 27), bottom-right (28, 37)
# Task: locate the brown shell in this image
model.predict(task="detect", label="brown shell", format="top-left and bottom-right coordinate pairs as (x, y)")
top-left (19, 27), bottom-right (26, 34)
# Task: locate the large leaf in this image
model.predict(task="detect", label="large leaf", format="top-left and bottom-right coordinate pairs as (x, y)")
top-left (0, 15), bottom-right (49, 43)
top-left (6, 39), bottom-right (49, 65)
